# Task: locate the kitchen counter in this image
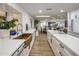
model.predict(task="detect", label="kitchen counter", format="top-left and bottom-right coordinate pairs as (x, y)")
top-left (10, 29), bottom-right (36, 39)
top-left (47, 30), bottom-right (79, 56)
top-left (0, 29), bottom-right (36, 56)
top-left (23, 29), bottom-right (36, 34)
top-left (0, 39), bottom-right (25, 56)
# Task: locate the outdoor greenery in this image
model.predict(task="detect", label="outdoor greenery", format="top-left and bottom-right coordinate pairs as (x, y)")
top-left (34, 20), bottom-right (39, 28)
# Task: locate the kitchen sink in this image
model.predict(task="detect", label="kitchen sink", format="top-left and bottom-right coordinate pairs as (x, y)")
top-left (14, 33), bottom-right (32, 48)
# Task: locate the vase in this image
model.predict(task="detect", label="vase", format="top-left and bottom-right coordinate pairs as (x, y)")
top-left (0, 29), bottom-right (9, 39)
top-left (10, 30), bottom-right (16, 36)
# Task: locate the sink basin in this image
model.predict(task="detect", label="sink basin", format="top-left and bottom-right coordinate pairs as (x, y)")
top-left (14, 33), bottom-right (32, 48)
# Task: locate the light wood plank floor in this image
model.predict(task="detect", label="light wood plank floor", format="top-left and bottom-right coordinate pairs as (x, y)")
top-left (29, 32), bottom-right (54, 56)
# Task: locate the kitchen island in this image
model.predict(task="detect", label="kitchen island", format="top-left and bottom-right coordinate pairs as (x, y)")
top-left (47, 30), bottom-right (79, 56)
top-left (0, 29), bottom-right (36, 56)
top-left (0, 39), bottom-right (25, 56)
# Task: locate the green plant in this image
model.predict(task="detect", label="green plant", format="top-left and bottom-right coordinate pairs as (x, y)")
top-left (0, 20), bottom-right (16, 29)
top-left (63, 28), bottom-right (67, 34)
top-left (34, 20), bottom-right (39, 28)
top-left (9, 20), bottom-right (16, 29)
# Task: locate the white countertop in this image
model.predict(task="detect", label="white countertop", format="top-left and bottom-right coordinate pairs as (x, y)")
top-left (0, 29), bottom-right (36, 56)
top-left (0, 39), bottom-right (25, 56)
top-left (23, 29), bottom-right (36, 34)
top-left (12, 29), bottom-right (36, 38)
top-left (47, 30), bottom-right (79, 56)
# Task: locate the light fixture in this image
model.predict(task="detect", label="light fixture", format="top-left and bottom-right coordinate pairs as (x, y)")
top-left (36, 15), bottom-right (50, 17)
top-left (38, 10), bottom-right (42, 13)
top-left (60, 10), bottom-right (64, 12)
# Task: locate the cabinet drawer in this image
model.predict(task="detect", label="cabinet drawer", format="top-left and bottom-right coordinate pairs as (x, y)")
top-left (59, 43), bottom-right (73, 56)
top-left (51, 37), bottom-right (61, 56)
top-left (59, 47), bottom-right (74, 56)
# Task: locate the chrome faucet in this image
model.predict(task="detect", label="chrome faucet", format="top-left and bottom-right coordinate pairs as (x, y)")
top-left (17, 23), bottom-right (23, 35)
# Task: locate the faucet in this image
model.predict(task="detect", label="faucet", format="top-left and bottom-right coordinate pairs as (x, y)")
top-left (17, 23), bottom-right (23, 35)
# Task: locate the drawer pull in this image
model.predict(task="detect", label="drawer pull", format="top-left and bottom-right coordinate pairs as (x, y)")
top-left (60, 44), bottom-right (64, 48)
top-left (51, 39), bottom-right (52, 43)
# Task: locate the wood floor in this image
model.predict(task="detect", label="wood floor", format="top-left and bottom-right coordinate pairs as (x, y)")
top-left (29, 32), bottom-right (54, 56)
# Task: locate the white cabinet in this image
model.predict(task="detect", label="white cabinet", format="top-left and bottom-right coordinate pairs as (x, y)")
top-left (20, 31), bottom-right (36, 56)
top-left (12, 43), bottom-right (24, 56)
top-left (58, 43), bottom-right (74, 56)
top-left (47, 32), bottom-right (61, 56)
top-left (51, 36), bottom-right (61, 56)
top-left (47, 31), bottom-right (74, 56)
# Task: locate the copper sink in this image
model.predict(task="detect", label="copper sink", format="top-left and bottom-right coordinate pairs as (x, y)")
top-left (14, 33), bottom-right (32, 48)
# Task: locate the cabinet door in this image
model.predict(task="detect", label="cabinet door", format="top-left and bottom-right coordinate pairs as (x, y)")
top-left (51, 37), bottom-right (61, 56)
top-left (54, 39), bottom-right (73, 56)
top-left (59, 44), bottom-right (74, 56)
top-left (20, 46), bottom-right (30, 56)
top-left (47, 32), bottom-right (51, 40)
top-left (47, 32), bottom-right (61, 56)
top-left (12, 43), bottom-right (24, 56)
top-left (20, 33), bottom-right (36, 56)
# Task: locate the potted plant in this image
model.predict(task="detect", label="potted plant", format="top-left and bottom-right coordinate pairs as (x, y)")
top-left (63, 27), bottom-right (67, 34)
top-left (0, 20), bottom-right (16, 29)
top-left (0, 19), bottom-right (16, 38)
top-left (0, 21), bottom-right (9, 38)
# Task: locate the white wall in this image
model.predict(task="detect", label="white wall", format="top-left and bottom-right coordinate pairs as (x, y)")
top-left (21, 13), bottom-right (31, 32)
top-left (7, 3), bottom-right (34, 32)
top-left (30, 16), bottom-right (35, 28)
top-left (68, 9), bottom-right (79, 33)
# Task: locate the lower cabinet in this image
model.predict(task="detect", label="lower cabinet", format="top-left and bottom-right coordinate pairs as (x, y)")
top-left (11, 31), bottom-right (36, 56)
top-left (52, 37), bottom-right (62, 56)
top-left (47, 32), bottom-right (61, 56)
top-left (20, 32), bottom-right (36, 56)
top-left (58, 44), bottom-right (74, 56)
top-left (47, 32), bottom-right (73, 56)
top-left (12, 43), bottom-right (24, 56)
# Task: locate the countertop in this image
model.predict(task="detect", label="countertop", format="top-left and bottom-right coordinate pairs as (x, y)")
top-left (0, 39), bottom-right (25, 56)
top-left (9, 29), bottom-right (36, 39)
top-left (47, 30), bottom-right (79, 56)
top-left (0, 29), bottom-right (36, 56)
top-left (23, 29), bottom-right (36, 34)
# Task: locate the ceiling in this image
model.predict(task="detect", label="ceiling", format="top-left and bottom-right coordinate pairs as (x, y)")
top-left (0, 3), bottom-right (20, 14)
top-left (18, 3), bottom-right (79, 20)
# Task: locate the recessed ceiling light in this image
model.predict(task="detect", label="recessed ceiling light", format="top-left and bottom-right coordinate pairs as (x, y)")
top-left (38, 10), bottom-right (42, 13)
top-left (60, 10), bottom-right (64, 12)
top-left (36, 15), bottom-right (50, 17)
